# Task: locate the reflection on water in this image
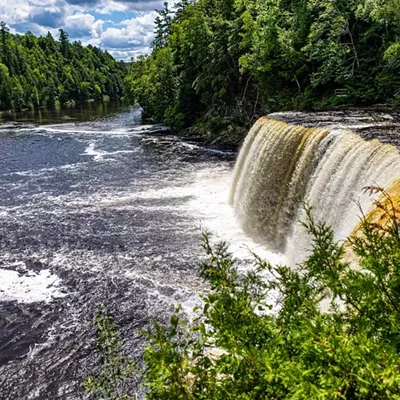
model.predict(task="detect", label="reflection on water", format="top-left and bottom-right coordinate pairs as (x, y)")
top-left (0, 101), bottom-right (124, 125)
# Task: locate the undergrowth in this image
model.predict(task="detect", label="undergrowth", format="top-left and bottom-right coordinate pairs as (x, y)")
top-left (84, 189), bottom-right (400, 399)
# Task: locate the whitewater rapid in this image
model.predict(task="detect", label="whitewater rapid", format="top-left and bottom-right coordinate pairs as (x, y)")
top-left (2, 108), bottom-right (399, 399)
top-left (0, 109), bottom-right (281, 399)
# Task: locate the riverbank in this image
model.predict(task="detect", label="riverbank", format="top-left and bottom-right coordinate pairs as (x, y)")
top-left (173, 105), bottom-right (400, 150)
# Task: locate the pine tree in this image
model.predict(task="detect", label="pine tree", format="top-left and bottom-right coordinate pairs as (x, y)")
top-left (59, 29), bottom-right (69, 58)
top-left (152, 2), bottom-right (173, 50)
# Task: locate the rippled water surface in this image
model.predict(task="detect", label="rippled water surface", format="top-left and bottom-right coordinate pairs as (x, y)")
top-left (3, 106), bottom-right (397, 399)
top-left (0, 107), bottom-right (270, 399)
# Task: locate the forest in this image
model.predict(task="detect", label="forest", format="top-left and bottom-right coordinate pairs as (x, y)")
top-left (125, 0), bottom-right (400, 142)
top-left (0, 22), bottom-right (127, 112)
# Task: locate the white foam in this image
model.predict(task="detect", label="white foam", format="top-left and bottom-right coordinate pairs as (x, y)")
top-left (0, 268), bottom-right (66, 303)
top-left (40, 126), bottom-right (132, 136)
top-left (83, 142), bottom-right (104, 160)
top-left (186, 166), bottom-right (286, 265)
top-left (76, 161), bottom-right (284, 265)
top-left (90, 162), bottom-right (285, 265)
top-left (2, 163), bottom-right (84, 178)
top-left (83, 142), bottom-right (136, 161)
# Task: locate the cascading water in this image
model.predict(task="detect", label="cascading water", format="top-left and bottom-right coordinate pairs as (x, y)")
top-left (230, 117), bottom-right (400, 264)
top-left (1, 108), bottom-right (399, 399)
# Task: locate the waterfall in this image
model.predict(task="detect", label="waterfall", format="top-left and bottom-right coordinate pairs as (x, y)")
top-left (230, 118), bottom-right (400, 264)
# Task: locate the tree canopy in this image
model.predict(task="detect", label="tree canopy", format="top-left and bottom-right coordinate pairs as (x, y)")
top-left (0, 23), bottom-right (127, 111)
top-left (125, 0), bottom-right (400, 139)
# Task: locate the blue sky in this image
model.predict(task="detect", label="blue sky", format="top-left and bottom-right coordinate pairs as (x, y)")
top-left (0, 0), bottom-right (174, 60)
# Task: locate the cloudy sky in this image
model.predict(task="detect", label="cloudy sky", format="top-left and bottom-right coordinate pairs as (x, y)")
top-left (0, 0), bottom-right (174, 60)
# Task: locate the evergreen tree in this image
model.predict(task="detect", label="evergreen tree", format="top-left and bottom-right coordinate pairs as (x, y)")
top-left (153, 2), bottom-right (173, 50)
top-left (0, 26), bottom-right (127, 111)
top-left (58, 29), bottom-right (69, 58)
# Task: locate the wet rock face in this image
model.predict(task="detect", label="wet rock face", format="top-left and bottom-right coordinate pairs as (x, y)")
top-left (269, 110), bottom-right (400, 147)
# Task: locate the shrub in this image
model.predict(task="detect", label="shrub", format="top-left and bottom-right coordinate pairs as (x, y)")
top-left (84, 193), bottom-right (400, 399)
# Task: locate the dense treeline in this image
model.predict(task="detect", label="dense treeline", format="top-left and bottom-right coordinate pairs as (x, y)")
top-left (125, 0), bottom-right (400, 140)
top-left (0, 22), bottom-right (127, 111)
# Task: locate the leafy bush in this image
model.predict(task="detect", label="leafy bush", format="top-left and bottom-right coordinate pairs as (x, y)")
top-left (82, 307), bottom-right (136, 400)
top-left (84, 192), bottom-right (400, 399)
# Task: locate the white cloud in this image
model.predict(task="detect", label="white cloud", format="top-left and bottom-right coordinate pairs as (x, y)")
top-left (64, 12), bottom-right (104, 38)
top-left (96, 0), bottom-right (165, 14)
top-left (91, 19), bottom-right (104, 38)
top-left (100, 12), bottom-right (155, 53)
top-left (109, 47), bottom-right (150, 61)
top-left (0, 0), bottom-right (34, 25)
top-left (0, 0), bottom-right (180, 59)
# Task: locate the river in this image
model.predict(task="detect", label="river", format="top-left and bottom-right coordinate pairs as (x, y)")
top-left (0, 104), bottom-right (277, 399)
top-left (2, 105), bottom-right (399, 399)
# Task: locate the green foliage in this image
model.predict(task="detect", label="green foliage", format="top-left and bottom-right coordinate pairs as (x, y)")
top-left (153, 2), bottom-right (174, 51)
top-left (85, 199), bottom-right (400, 399)
top-left (125, 0), bottom-right (400, 136)
top-left (0, 22), bottom-right (127, 111)
top-left (124, 48), bottom-right (177, 123)
top-left (83, 307), bottom-right (136, 399)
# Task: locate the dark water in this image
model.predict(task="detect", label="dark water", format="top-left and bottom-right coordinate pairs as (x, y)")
top-left (0, 105), bottom-right (240, 399)
top-left (0, 101), bottom-right (123, 126)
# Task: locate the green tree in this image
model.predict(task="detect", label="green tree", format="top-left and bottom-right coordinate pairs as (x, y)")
top-left (83, 307), bottom-right (136, 399)
top-left (125, 0), bottom-right (400, 140)
top-left (58, 29), bottom-right (69, 58)
top-left (0, 26), bottom-right (127, 111)
top-left (0, 62), bottom-right (12, 109)
top-left (153, 2), bottom-right (173, 50)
